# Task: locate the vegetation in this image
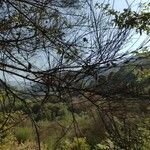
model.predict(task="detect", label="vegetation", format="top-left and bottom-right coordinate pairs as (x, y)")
top-left (14, 127), bottom-right (33, 143)
top-left (106, 2), bottom-right (150, 34)
top-left (0, 0), bottom-right (150, 150)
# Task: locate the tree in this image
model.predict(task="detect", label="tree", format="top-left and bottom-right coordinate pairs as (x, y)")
top-left (0, 0), bottom-right (149, 149)
top-left (106, 2), bottom-right (150, 34)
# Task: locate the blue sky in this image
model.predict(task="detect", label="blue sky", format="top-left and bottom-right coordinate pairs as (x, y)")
top-left (108, 0), bottom-right (149, 10)
top-left (1, 0), bottom-right (149, 83)
top-left (110, 0), bottom-right (150, 52)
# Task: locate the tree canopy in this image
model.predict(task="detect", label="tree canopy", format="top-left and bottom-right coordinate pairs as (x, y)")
top-left (0, 0), bottom-right (150, 149)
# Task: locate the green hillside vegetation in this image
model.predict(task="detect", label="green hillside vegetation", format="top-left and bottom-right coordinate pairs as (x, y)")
top-left (0, 52), bottom-right (150, 149)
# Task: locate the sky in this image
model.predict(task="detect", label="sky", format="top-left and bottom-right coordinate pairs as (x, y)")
top-left (107, 0), bottom-right (149, 11)
top-left (108, 0), bottom-right (150, 53)
top-left (1, 0), bottom-right (149, 84)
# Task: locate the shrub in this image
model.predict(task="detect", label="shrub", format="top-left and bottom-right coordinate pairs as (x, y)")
top-left (43, 103), bottom-right (68, 121)
top-left (60, 137), bottom-right (90, 150)
top-left (0, 133), bottom-right (47, 150)
top-left (14, 127), bottom-right (33, 143)
top-left (13, 101), bottom-right (24, 111)
top-left (94, 139), bottom-right (114, 150)
top-left (43, 135), bottom-right (57, 150)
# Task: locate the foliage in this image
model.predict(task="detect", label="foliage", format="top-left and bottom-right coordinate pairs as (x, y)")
top-left (14, 127), bottom-right (33, 143)
top-left (133, 50), bottom-right (150, 81)
top-left (103, 116), bottom-right (150, 149)
top-left (43, 135), bottom-right (56, 150)
top-left (60, 137), bottom-right (90, 150)
top-left (0, 0), bottom-right (150, 149)
top-left (105, 2), bottom-right (150, 34)
top-left (0, 133), bottom-right (47, 150)
top-left (94, 139), bottom-right (114, 150)
top-left (31, 102), bottom-right (69, 121)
